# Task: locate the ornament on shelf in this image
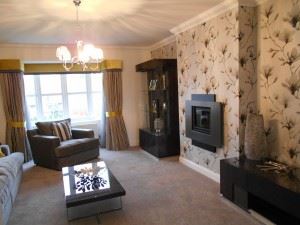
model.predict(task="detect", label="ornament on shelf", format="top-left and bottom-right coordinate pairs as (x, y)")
top-left (244, 113), bottom-right (267, 160)
top-left (154, 118), bottom-right (164, 133)
top-left (257, 161), bottom-right (290, 174)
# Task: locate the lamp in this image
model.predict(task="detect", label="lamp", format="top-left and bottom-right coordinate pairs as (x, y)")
top-left (56, 0), bottom-right (104, 71)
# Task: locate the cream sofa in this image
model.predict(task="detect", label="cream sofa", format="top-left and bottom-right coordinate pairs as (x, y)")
top-left (0, 145), bottom-right (24, 225)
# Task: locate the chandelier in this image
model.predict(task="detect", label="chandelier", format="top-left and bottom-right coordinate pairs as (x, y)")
top-left (56, 0), bottom-right (104, 71)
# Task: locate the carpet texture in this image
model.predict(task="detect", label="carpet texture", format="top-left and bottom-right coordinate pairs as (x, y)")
top-left (8, 149), bottom-right (261, 225)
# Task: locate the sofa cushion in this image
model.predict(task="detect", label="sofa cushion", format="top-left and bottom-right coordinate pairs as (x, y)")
top-left (0, 149), bottom-right (5, 158)
top-left (0, 153), bottom-right (24, 179)
top-left (0, 153), bottom-right (23, 209)
top-left (36, 118), bottom-right (71, 136)
top-left (54, 138), bottom-right (99, 158)
top-left (0, 174), bottom-right (11, 205)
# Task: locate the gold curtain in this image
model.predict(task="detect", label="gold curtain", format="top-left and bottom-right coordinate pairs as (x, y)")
top-left (103, 70), bottom-right (129, 150)
top-left (0, 71), bottom-right (31, 161)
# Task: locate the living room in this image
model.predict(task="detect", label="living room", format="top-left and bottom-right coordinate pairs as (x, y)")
top-left (0, 0), bottom-right (299, 224)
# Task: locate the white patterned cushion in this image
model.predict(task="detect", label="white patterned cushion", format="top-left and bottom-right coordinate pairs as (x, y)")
top-left (52, 121), bottom-right (72, 141)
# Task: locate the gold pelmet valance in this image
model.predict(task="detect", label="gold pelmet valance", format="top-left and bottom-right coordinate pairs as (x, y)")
top-left (0, 59), bottom-right (24, 72)
top-left (0, 59), bottom-right (122, 74)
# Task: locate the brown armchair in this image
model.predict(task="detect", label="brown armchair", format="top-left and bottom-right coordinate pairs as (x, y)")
top-left (27, 124), bottom-right (100, 170)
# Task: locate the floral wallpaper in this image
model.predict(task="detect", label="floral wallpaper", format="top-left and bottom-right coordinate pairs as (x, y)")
top-left (149, 0), bottom-right (300, 173)
top-left (176, 8), bottom-right (240, 173)
top-left (239, 6), bottom-right (258, 154)
top-left (258, 0), bottom-right (300, 167)
top-left (150, 41), bottom-right (177, 59)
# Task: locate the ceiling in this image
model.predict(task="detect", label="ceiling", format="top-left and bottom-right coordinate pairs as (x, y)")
top-left (0, 0), bottom-right (223, 46)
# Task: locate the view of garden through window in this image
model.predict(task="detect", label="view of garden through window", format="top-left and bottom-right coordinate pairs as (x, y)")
top-left (24, 73), bottom-right (103, 125)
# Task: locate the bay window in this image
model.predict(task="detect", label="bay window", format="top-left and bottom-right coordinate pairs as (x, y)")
top-left (24, 73), bottom-right (103, 126)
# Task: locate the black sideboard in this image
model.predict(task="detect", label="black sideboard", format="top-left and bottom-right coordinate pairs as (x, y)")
top-left (220, 157), bottom-right (300, 225)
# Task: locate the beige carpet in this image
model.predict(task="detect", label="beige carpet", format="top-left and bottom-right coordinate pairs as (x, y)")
top-left (8, 149), bottom-right (261, 225)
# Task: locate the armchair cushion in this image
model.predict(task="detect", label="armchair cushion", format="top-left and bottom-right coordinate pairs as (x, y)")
top-left (71, 128), bottom-right (95, 139)
top-left (54, 138), bottom-right (99, 158)
top-left (36, 118), bottom-right (71, 135)
top-left (52, 121), bottom-right (72, 141)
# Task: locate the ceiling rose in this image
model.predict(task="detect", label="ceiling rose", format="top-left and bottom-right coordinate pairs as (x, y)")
top-left (37, 0), bottom-right (146, 21)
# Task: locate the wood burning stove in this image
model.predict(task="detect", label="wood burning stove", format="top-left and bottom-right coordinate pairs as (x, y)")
top-left (186, 94), bottom-right (223, 153)
top-left (192, 106), bottom-right (211, 134)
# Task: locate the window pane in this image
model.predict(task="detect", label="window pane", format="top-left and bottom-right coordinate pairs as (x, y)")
top-left (40, 75), bottom-right (61, 94)
top-left (67, 74), bottom-right (86, 93)
top-left (42, 95), bottom-right (63, 120)
top-left (68, 94), bottom-right (88, 119)
top-left (91, 73), bottom-right (102, 92)
top-left (24, 75), bottom-right (35, 95)
top-left (92, 93), bottom-right (102, 118)
top-left (26, 96), bottom-right (38, 123)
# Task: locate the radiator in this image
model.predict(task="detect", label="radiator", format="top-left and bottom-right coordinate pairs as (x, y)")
top-left (72, 121), bottom-right (99, 138)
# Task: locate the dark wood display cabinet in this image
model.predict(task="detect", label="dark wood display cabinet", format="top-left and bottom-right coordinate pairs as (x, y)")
top-left (136, 59), bottom-right (180, 158)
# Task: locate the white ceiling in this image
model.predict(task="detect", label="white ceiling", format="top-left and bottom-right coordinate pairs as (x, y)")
top-left (0, 0), bottom-right (223, 46)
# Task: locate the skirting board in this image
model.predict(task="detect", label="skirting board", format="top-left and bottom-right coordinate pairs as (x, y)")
top-left (179, 156), bottom-right (220, 183)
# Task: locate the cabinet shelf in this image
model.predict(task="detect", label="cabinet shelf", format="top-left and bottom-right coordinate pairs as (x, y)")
top-left (149, 89), bottom-right (167, 92)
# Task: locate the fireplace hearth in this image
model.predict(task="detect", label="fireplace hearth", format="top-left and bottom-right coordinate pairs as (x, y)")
top-left (186, 94), bottom-right (223, 152)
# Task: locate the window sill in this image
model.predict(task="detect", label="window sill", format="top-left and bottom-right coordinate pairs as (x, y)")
top-left (72, 119), bottom-right (100, 126)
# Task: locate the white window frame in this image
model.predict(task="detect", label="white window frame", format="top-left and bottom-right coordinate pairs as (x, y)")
top-left (24, 73), bottom-right (103, 123)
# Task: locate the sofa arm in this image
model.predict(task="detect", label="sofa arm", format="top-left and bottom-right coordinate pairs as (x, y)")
top-left (0, 145), bottom-right (10, 156)
top-left (72, 128), bottom-right (95, 139)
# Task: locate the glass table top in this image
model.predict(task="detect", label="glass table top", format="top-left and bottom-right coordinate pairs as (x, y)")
top-left (62, 161), bottom-right (125, 207)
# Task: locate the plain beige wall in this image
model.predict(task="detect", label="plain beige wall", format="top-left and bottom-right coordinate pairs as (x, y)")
top-left (0, 44), bottom-right (151, 146)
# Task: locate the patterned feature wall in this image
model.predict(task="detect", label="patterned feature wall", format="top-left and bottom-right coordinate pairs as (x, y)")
top-left (150, 0), bottom-right (300, 173)
top-left (150, 41), bottom-right (177, 59)
top-left (239, 6), bottom-right (258, 153)
top-left (258, 0), bottom-right (300, 167)
top-left (176, 8), bottom-right (240, 173)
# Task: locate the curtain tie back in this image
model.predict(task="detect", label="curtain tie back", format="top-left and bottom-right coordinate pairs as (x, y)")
top-left (9, 121), bottom-right (25, 128)
top-left (106, 111), bottom-right (122, 118)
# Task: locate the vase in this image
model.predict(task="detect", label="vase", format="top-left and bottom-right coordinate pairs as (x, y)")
top-left (244, 113), bottom-right (267, 160)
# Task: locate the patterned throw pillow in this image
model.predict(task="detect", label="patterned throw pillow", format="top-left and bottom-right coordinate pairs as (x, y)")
top-left (0, 149), bottom-right (5, 158)
top-left (52, 121), bottom-right (72, 141)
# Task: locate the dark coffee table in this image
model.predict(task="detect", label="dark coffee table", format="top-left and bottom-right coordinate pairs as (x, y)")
top-left (62, 161), bottom-right (126, 221)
